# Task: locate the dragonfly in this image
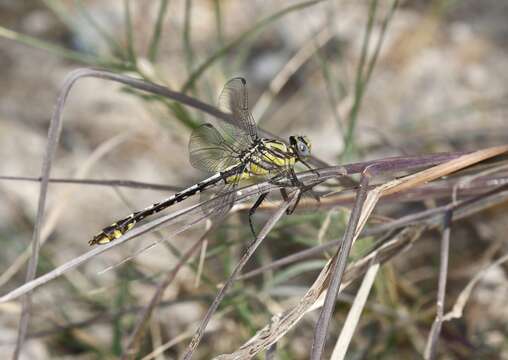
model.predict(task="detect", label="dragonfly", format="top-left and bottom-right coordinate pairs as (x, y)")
top-left (90, 77), bottom-right (316, 246)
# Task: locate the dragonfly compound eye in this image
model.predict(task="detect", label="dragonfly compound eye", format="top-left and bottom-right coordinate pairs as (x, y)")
top-left (297, 142), bottom-right (310, 157)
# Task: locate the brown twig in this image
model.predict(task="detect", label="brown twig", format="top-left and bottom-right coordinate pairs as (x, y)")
top-left (310, 169), bottom-right (370, 359)
top-left (424, 210), bottom-right (452, 360)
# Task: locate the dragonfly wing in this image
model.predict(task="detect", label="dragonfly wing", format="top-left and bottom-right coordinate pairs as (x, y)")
top-left (189, 123), bottom-right (240, 173)
top-left (199, 164), bottom-right (246, 220)
top-left (200, 182), bottom-right (237, 220)
top-left (189, 78), bottom-right (259, 173)
top-left (217, 77), bottom-right (258, 143)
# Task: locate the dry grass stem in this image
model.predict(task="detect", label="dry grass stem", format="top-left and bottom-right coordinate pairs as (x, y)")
top-left (330, 261), bottom-right (380, 360)
top-left (424, 211), bottom-right (452, 360)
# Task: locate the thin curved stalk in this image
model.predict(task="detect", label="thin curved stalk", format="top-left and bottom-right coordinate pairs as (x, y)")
top-left (310, 171), bottom-right (370, 359)
top-left (0, 175), bottom-right (182, 192)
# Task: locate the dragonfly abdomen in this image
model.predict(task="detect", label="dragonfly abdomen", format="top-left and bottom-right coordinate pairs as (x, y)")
top-left (89, 172), bottom-right (225, 245)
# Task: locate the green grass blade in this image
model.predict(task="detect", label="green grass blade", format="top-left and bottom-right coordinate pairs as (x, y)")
top-left (0, 25), bottom-right (101, 66)
top-left (363, 0), bottom-right (400, 85)
top-left (267, 260), bottom-right (328, 288)
top-left (148, 0), bottom-right (170, 62)
top-left (213, 0), bottom-right (224, 46)
top-left (123, 0), bottom-right (136, 64)
top-left (41, 0), bottom-right (76, 30)
top-left (183, 0), bottom-right (195, 73)
top-left (342, 0), bottom-right (378, 160)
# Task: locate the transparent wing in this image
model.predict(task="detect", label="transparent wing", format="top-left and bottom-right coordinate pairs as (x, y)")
top-left (216, 77), bottom-right (258, 143)
top-left (199, 164), bottom-right (247, 220)
top-left (189, 123), bottom-right (240, 173)
top-left (189, 78), bottom-right (258, 173)
top-left (199, 182), bottom-right (237, 220)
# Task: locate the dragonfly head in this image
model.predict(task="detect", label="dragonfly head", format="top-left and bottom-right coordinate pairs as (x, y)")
top-left (290, 135), bottom-right (312, 160)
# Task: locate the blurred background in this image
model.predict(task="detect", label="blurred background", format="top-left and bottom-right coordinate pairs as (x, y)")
top-left (1, 0), bottom-right (508, 358)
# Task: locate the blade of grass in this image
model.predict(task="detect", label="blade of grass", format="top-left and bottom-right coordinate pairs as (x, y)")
top-left (42, 0), bottom-right (76, 30)
top-left (213, 0), bottom-right (224, 47)
top-left (442, 252), bottom-right (508, 322)
top-left (183, 0), bottom-right (194, 74)
top-left (311, 170), bottom-right (371, 359)
top-left (341, 0), bottom-right (378, 160)
top-left (363, 0), bottom-right (399, 85)
top-left (330, 261), bottom-right (380, 360)
top-left (0, 25), bottom-right (102, 66)
top-left (0, 175), bottom-right (182, 192)
top-left (194, 227), bottom-right (210, 288)
top-left (148, 0), bottom-right (170, 61)
top-left (424, 210), bottom-right (452, 360)
top-left (123, 0), bottom-right (136, 64)
top-left (342, 0), bottom-right (399, 160)
top-left (213, 222), bottom-right (411, 360)
top-left (266, 260), bottom-right (328, 289)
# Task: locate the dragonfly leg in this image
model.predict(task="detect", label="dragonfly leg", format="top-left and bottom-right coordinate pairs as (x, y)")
top-left (248, 192), bottom-right (269, 239)
top-left (280, 188), bottom-right (303, 215)
top-left (289, 168), bottom-right (305, 188)
top-left (300, 159), bottom-right (320, 177)
top-left (269, 172), bottom-right (288, 187)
